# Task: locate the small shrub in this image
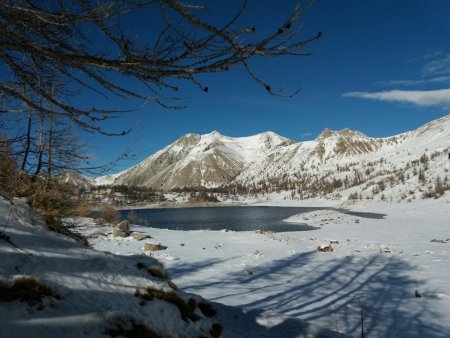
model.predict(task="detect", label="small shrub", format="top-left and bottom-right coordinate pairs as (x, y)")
top-left (357, 295), bottom-right (377, 338)
top-left (147, 267), bottom-right (168, 280)
top-left (30, 180), bottom-right (77, 218)
top-left (45, 218), bottom-right (89, 246)
top-left (136, 262), bottom-right (146, 270)
top-left (198, 302), bottom-right (217, 317)
top-left (135, 287), bottom-right (198, 321)
top-left (348, 192), bottom-right (359, 200)
top-left (99, 204), bottom-right (120, 225)
top-left (73, 199), bottom-right (92, 217)
top-left (0, 276), bottom-right (60, 307)
top-left (105, 319), bottom-right (166, 338)
top-left (434, 177), bottom-right (445, 197)
top-left (167, 281), bottom-right (178, 290)
top-left (210, 323), bottom-right (224, 338)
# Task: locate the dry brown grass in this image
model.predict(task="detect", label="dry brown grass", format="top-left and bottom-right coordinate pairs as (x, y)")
top-left (147, 267), bottom-right (168, 280)
top-left (167, 281), bottom-right (178, 291)
top-left (105, 318), bottom-right (168, 338)
top-left (134, 287), bottom-right (198, 322)
top-left (99, 204), bottom-right (120, 225)
top-left (0, 276), bottom-right (60, 307)
top-left (45, 218), bottom-right (89, 246)
top-left (135, 262), bottom-right (168, 280)
top-left (30, 180), bottom-right (77, 218)
top-left (73, 198), bottom-right (92, 217)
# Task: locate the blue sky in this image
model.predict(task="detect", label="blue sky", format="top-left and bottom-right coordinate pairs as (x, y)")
top-left (85, 1), bottom-right (450, 172)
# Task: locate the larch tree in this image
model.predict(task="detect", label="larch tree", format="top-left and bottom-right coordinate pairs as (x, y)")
top-left (0, 0), bottom-right (321, 175)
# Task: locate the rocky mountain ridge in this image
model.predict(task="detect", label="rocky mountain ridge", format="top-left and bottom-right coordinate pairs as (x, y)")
top-left (95, 130), bottom-right (294, 190)
top-left (92, 115), bottom-right (450, 202)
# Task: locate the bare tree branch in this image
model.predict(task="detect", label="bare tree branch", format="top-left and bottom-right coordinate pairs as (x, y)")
top-left (0, 0), bottom-right (320, 176)
top-left (1, 0), bottom-right (321, 117)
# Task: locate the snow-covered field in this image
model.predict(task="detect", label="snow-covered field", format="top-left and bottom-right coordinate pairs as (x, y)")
top-left (77, 196), bottom-right (450, 337)
top-left (2, 194), bottom-right (450, 337)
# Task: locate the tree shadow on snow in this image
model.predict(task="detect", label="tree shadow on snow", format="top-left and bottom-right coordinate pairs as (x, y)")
top-left (171, 252), bottom-right (448, 338)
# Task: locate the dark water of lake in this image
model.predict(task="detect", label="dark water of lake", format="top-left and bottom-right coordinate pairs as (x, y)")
top-left (120, 206), bottom-right (323, 232)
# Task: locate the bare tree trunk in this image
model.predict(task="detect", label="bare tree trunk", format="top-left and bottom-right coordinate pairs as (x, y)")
top-left (45, 86), bottom-right (54, 191)
top-left (34, 108), bottom-right (45, 177)
top-left (20, 85), bottom-right (32, 171)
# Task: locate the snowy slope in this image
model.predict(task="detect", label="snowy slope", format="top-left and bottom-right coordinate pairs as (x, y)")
top-left (234, 114), bottom-right (450, 201)
top-left (0, 197), bottom-right (222, 338)
top-left (56, 172), bottom-right (95, 189)
top-left (96, 131), bottom-right (293, 190)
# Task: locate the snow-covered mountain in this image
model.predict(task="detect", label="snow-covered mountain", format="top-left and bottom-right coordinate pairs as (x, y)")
top-left (56, 172), bottom-right (95, 190)
top-left (95, 115), bottom-right (450, 201)
top-left (235, 115), bottom-right (450, 202)
top-left (96, 131), bottom-right (293, 190)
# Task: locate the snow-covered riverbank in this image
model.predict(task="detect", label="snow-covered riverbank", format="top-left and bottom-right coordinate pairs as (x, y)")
top-left (77, 196), bottom-right (450, 337)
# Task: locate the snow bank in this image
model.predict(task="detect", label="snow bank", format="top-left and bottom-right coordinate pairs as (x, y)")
top-left (0, 197), bottom-right (221, 338)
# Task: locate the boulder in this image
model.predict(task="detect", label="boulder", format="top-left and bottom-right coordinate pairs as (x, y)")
top-left (112, 228), bottom-right (128, 238)
top-left (317, 244), bottom-right (333, 252)
top-left (144, 243), bottom-right (167, 251)
top-left (430, 239), bottom-right (447, 243)
top-left (88, 231), bottom-right (107, 239)
top-left (379, 245), bottom-right (391, 253)
top-left (93, 218), bottom-right (106, 225)
top-left (330, 240), bottom-right (340, 244)
top-left (115, 220), bottom-right (129, 232)
top-left (131, 232), bottom-right (149, 241)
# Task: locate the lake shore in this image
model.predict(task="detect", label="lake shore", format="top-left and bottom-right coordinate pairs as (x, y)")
top-left (114, 193), bottom-right (346, 211)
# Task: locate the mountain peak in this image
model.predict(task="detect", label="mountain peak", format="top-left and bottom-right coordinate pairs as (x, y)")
top-left (198, 130), bottom-right (226, 144)
top-left (206, 130), bottom-right (223, 137)
top-left (175, 133), bottom-right (201, 145)
top-left (256, 131), bottom-right (284, 139)
top-left (318, 127), bottom-right (367, 140)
